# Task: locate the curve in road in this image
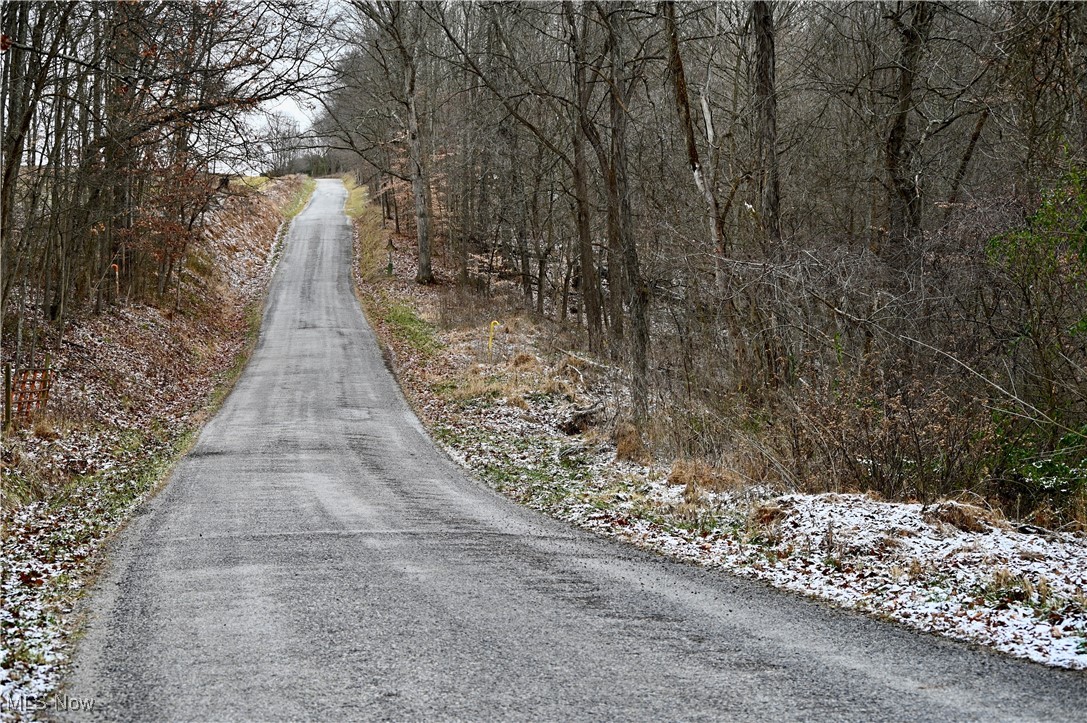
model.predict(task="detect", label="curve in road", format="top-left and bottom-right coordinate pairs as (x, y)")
top-left (62, 179), bottom-right (1087, 721)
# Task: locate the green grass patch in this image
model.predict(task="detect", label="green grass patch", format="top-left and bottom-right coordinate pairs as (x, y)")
top-left (281, 176), bottom-right (317, 220)
top-left (342, 174), bottom-right (370, 220)
top-left (385, 302), bottom-right (440, 354)
top-left (343, 175), bottom-right (387, 279)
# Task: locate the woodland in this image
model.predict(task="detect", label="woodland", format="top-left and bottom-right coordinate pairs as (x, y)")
top-left (1, 0), bottom-right (323, 348)
top-left (4, 0), bottom-right (1087, 526)
top-left (315, 0), bottom-right (1087, 526)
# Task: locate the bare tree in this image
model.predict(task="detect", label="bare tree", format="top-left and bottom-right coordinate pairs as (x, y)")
top-left (312, 0), bottom-right (1086, 519)
top-left (884, 0), bottom-right (934, 259)
top-left (753, 0), bottom-right (780, 247)
top-left (345, 2), bottom-right (434, 284)
top-left (2, 0), bottom-right (326, 359)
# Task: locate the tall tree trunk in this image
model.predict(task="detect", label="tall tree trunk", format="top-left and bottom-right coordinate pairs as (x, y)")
top-left (885, 0), bottom-right (933, 261)
top-left (663, 0), bottom-right (747, 382)
top-left (572, 124), bottom-right (603, 351)
top-left (506, 128), bottom-right (533, 306)
top-left (406, 61), bottom-right (433, 284)
top-left (943, 108), bottom-right (990, 222)
top-left (753, 0), bottom-right (781, 248)
top-left (602, 1), bottom-right (648, 421)
top-left (663, 0), bottom-right (730, 287)
top-left (565, 2), bottom-right (604, 351)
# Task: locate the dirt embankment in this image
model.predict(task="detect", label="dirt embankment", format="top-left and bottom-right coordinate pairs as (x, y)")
top-left (0, 175), bottom-right (314, 713)
top-left (344, 190), bottom-right (1087, 673)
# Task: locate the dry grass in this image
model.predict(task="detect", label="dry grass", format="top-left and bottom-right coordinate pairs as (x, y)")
top-left (986, 567), bottom-right (1036, 603)
top-left (510, 352), bottom-right (540, 371)
top-left (615, 422), bottom-right (651, 465)
top-left (668, 458), bottom-right (744, 493)
top-left (344, 175), bottom-right (387, 281)
top-left (341, 174), bottom-right (369, 219)
top-left (442, 371), bottom-right (505, 403)
top-left (540, 375), bottom-right (577, 400)
top-left (1022, 498), bottom-right (1086, 533)
top-left (234, 175), bottom-right (269, 190)
top-left (908, 559), bottom-right (925, 580)
top-left (922, 500), bottom-right (1003, 533)
top-left (438, 358), bottom-right (552, 408)
top-left (32, 416), bottom-right (60, 441)
top-left (752, 502), bottom-right (788, 526)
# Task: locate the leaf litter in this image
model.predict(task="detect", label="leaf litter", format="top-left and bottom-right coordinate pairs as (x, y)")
top-left (355, 234), bottom-right (1087, 673)
top-left (1, 176), bottom-right (309, 717)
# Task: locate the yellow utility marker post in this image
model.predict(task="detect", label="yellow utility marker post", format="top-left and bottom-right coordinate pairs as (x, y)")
top-left (488, 320), bottom-right (500, 362)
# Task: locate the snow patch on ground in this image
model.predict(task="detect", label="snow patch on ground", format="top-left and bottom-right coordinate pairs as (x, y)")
top-left (1, 177), bottom-right (302, 718)
top-left (354, 237), bottom-right (1087, 672)
top-left (440, 409), bottom-right (1087, 670)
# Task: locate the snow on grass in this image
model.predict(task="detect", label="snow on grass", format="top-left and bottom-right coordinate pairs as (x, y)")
top-left (354, 229), bottom-right (1087, 673)
top-left (0, 176), bottom-right (309, 718)
top-left (1, 432), bottom-right (180, 709)
top-left (438, 376), bottom-right (1087, 671)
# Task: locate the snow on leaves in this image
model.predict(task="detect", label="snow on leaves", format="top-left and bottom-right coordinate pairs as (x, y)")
top-left (0, 177), bottom-right (300, 719)
top-left (358, 238), bottom-right (1087, 672)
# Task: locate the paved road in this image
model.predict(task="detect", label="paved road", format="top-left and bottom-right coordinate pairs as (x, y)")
top-left (62, 179), bottom-right (1086, 721)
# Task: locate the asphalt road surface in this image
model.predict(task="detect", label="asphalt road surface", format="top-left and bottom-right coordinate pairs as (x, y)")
top-left (62, 179), bottom-right (1087, 721)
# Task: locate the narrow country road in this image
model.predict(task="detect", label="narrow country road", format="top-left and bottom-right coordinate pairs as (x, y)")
top-left (62, 180), bottom-right (1086, 722)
